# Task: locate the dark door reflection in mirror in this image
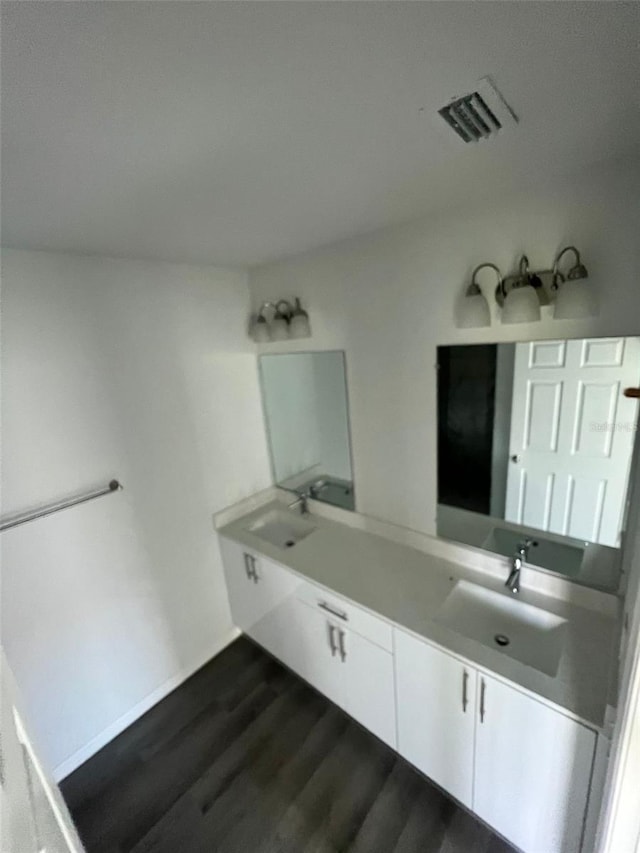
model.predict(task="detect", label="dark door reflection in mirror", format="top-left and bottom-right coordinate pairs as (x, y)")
top-left (259, 351), bottom-right (355, 511)
top-left (437, 337), bottom-right (640, 593)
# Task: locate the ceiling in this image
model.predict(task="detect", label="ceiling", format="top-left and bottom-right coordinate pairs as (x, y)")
top-left (2, 2), bottom-right (639, 268)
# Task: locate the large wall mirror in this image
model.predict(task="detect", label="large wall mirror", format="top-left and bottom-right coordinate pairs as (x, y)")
top-left (437, 336), bottom-right (640, 592)
top-left (259, 351), bottom-right (355, 510)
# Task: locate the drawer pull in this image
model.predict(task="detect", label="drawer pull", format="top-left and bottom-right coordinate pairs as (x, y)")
top-left (480, 678), bottom-right (486, 723)
top-left (318, 601), bottom-right (348, 621)
top-left (462, 670), bottom-right (469, 713)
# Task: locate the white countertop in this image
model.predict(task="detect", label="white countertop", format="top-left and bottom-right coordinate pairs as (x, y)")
top-left (219, 499), bottom-right (620, 730)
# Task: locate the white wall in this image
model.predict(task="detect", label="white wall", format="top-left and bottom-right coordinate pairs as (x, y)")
top-left (250, 156), bottom-right (640, 536)
top-left (1, 249), bottom-right (272, 778)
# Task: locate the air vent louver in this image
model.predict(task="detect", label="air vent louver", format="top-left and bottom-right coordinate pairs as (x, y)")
top-left (438, 77), bottom-right (518, 143)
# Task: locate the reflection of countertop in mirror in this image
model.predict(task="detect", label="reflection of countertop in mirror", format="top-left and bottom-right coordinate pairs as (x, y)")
top-left (218, 493), bottom-right (620, 730)
top-left (437, 503), bottom-right (621, 593)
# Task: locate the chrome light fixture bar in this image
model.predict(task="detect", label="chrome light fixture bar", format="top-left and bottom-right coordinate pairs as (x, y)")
top-left (457, 246), bottom-right (597, 328)
top-left (249, 298), bottom-right (311, 343)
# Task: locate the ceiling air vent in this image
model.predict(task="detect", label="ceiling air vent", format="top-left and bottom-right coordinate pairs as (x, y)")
top-left (438, 77), bottom-right (518, 143)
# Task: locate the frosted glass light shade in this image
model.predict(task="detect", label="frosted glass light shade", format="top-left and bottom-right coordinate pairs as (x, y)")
top-left (289, 313), bottom-right (311, 339)
top-left (250, 316), bottom-right (271, 343)
top-left (502, 285), bottom-right (541, 324)
top-left (289, 298), bottom-right (311, 339)
top-left (457, 291), bottom-right (491, 328)
top-left (554, 278), bottom-right (597, 319)
top-left (271, 316), bottom-right (289, 341)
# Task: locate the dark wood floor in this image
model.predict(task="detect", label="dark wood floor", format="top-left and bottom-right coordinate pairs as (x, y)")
top-left (62, 637), bottom-right (515, 853)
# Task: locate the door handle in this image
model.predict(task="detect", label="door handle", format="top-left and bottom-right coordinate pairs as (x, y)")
top-left (462, 669), bottom-right (469, 713)
top-left (337, 629), bottom-right (347, 663)
top-left (480, 678), bottom-right (486, 723)
top-left (328, 624), bottom-right (338, 657)
top-left (318, 601), bottom-right (348, 622)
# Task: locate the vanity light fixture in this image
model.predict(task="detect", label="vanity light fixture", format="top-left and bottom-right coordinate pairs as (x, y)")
top-left (552, 246), bottom-right (597, 320)
top-left (249, 298), bottom-right (312, 343)
top-left (456, 263), bottom-right (498, 328)
top-left (459, 246), bottom-right (597, 328)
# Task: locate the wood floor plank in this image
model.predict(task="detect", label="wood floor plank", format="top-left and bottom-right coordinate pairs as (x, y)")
top-left (299, 725), bottom-right (396, 853)
top-left (348, 759), bottom-right (425, 853)
top-left (197, 686), bottom-right (334, 849)
top-left (122, 677), bottom-right (310, 852)
top-left (211, 704), bottom-right (350, 853)
top-left (391, 781), bottom-right (455, 853)
top-left (440, 809), bottom-right (493, 853)
top-left (61, 637), bottom-right (516, 853)
top-left (72, 676), bottom-right (283, 850)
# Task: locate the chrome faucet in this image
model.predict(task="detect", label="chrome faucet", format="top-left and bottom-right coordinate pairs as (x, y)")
top-left (505, 538), bottom-right (533, 594)
top-left (288, 491), bottom-right (310, 517)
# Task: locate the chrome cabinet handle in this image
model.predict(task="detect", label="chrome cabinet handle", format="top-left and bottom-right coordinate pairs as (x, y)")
top-left (243, 553), bottom-right (258, 583)
top-left (462, 670), bottom-right (469, 713)
top-left (480, 678), bottom-right (486, 723)
top-left (318, 601), bottom-right (348, 621)
top-left (243, 553), bottom-right (253, 580)
top-left (337, 629), bottom-right (347, 662)
top-left (328, 624), bottom-right (337, 657)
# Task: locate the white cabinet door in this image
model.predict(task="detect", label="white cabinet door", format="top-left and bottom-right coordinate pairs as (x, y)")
top-left (474, 673), bottom-right (596, 853)
top-left (296, 602), bottom-right (347, 710)
top-left (395, 629), bottom-right (476, 809)
top-left (219, 537), bottom-right (265, 631)
top-left (219, 536), bottom-right (302, 673)
top-left (343, 630), bottom-right (396, 749)
top-left (296, 599), bottom-right (396, 747)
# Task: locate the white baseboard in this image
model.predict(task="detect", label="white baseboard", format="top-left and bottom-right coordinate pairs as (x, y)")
top-left (53, 627), bottom-right (241, 782)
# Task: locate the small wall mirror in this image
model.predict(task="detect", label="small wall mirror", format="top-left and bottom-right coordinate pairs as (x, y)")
top-left (437, 336), bottom-right (640, 592)
top-left (259, 351), bottom-right (355, 510)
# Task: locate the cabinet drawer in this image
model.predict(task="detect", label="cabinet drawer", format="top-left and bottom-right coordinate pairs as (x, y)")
top-left (295, 581), bottom-right (392, 651)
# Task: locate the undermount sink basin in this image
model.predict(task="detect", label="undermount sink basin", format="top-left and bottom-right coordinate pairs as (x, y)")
top-left (482, 527), bottom-right (584, 578)
top-left (435, 580), bottom-right (567, 677)
top-left (248, 508), bottom-right (316, 550)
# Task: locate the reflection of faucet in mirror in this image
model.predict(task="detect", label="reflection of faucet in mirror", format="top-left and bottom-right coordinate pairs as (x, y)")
top-left (505, 538), bottom-right (536, 594)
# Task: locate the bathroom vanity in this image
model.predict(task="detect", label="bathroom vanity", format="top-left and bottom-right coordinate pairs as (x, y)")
top-left (218, 497), bottom-right (619, 853)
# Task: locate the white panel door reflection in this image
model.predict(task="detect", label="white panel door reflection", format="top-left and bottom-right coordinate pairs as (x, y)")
top-left (505, 338), bottom-right (640, 547)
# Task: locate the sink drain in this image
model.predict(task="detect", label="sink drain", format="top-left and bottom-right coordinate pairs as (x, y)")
top-left (494, 634), bottom-right (510, 647)
top-left (285, 540), bottom-right (295, 548)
